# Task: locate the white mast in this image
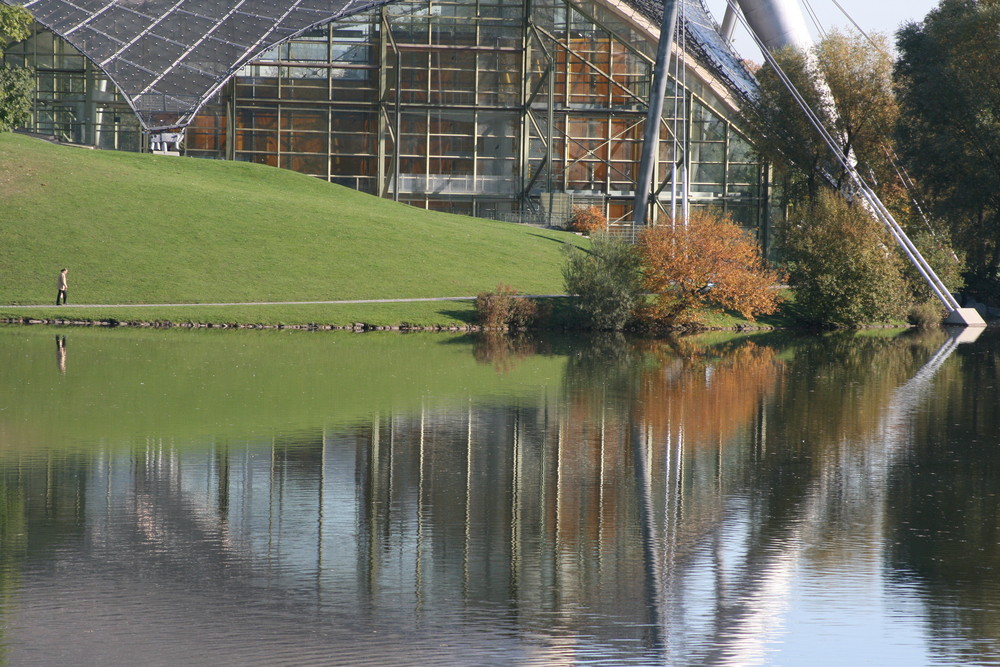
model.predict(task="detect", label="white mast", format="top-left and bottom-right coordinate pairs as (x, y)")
top-left (734, 0), bottom-right (812, 51)
top-left (725, 0), bottom-right (984, 326)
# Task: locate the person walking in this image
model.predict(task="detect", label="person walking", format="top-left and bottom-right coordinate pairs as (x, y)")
top-left (56, 268), bottom-right (68, 305)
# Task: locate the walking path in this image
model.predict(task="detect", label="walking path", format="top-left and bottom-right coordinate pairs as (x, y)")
top-left (2, 295), bottom-right (568, 308)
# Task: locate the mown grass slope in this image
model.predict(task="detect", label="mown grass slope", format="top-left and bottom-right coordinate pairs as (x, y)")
top-left (0, 133), bottom-right (582, 316)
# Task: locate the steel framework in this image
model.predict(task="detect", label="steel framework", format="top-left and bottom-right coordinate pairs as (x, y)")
top-left (4, 0), bottom-right (768, 234)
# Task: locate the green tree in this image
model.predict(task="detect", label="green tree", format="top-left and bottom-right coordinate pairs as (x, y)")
top-left (0, 3), bottom-right (33, 132)
top-left (562, 234), bottom-right (643, 330)
top-left (743, 31), bottom-right (899, 205)
top-left (742, 44), bottom-right (832, 202)
top-left (907, 229), bottom-right (965, 300)
top-left (816, 31), bottom-right (899, 193)
top-left (895, 0), bottom-right (1000, 281)
top-left (784, 191), bottom-right (911, 327)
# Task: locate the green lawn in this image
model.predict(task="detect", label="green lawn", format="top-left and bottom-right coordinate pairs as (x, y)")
top-left (1, 133), bottom-right (585, 325)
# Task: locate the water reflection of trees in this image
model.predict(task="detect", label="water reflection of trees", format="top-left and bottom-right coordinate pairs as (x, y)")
top-left (0, 329), bottom-right (995, 663)
top-left (885, 331), bottom-right (1000, 665)
top-left (768, 331), bottom-right (947, 453)
top-left (633, 338), bottom-right (780, 449)
top-left (0, 455), bottom-right (88, 661)
top-left (472, 333), bottom-right (546, 374)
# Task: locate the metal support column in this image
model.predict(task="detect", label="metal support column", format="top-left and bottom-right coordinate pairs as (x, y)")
top-left (632, 0), bottom-right (677, 241)
top-left (631, 0), bottom-right (680, 237)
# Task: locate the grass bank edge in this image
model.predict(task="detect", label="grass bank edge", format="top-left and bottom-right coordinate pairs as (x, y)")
top-left (0, 295), bottom-right (806, 330)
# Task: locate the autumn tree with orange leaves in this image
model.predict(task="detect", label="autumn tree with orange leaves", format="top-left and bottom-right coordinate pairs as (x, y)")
top-left (637, 210), bottom-right (786, 326)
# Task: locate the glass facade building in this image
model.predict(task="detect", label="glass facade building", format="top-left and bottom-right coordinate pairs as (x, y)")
top-left (4, 0), bottom-right (768, 238)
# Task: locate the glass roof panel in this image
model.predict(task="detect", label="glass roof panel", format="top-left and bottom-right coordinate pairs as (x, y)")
top-left (10, 0), bottom-right (756, 130)
top-left (16, 0), bottom-right (395, 129)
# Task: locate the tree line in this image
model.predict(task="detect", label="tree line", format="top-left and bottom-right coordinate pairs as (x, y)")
top-left (0, 4), bottom-right (31, 132)
top-left (742, 0), bottom-right (1000, 323)
top-left (485, 0), bottom-right (1000, 331)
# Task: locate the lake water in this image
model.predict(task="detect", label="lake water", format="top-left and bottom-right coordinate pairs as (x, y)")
top-left (0, 325), bottom-right (998, 666)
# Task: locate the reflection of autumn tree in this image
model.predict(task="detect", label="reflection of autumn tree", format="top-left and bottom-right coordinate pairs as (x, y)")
top-left (558, 335), bottom-right (785, 456)
top-left (554, 335), bottom-right (785, 557)
top-left (472, 333), bottom-right (542, 375)
top-left (634, 339), bottom-right (781, 449)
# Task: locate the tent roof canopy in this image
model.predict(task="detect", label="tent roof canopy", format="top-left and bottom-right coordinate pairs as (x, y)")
top-left (19, 0), bottom-right (391, 129)
top-left (12, 0), bottom-right (755, 131)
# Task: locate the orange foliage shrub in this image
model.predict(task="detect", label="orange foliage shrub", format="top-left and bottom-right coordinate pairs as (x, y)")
top-left (567, 205), bottom-right (607, 235)
top-left (637, 210), bottom-right (786, 326)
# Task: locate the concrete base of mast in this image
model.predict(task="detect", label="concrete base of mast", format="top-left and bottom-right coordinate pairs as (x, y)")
top-left (944, 307), bottom-right (987, 327)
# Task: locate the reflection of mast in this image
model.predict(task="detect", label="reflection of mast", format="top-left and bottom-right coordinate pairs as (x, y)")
top-left (416, 402), bottom-right (426, 615)
top-left (875, 327), bottom-right (984, 475)
top-left (671, 328), bottom-right (981, 661)
top-left (464, 399), bottom-right (472, 597)
top-left (891, 329), bottom-right (981, 412)
top-left (633, 423), bottom-right (665, 652)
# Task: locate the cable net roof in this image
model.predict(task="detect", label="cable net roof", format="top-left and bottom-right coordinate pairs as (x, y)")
top-left (11, 0), bottom-right (755, 130)
top-left (683, 0), bottom-right (758, 100)
top-left (17, 0), bottom-right (391, 129)
top-left (622, 0), bottom-right (757, 100)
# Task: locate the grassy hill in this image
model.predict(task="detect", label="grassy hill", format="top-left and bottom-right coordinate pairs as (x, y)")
top-left (0, 133), bottom-right (584, 325)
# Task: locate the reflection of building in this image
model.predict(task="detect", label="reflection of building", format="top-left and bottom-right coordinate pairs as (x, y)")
top-left (4, 326), bottom-right (993, 662)
top-left (4, 0), bottom-right (768, 234)
top-left (0, 349), bottom-right (780, 660)
top-left (6, 333), bottom-right (983, 663)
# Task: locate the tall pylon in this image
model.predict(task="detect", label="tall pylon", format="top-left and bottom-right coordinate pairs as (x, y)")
top-left (725, 0), bottom-right (984, 326)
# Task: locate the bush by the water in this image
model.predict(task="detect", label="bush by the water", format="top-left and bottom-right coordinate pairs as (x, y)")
top-left (908, 299), bottom-right (945, 328)
top-left (475, 284), bottom-right (544, 330)
top-left (907, 229), bottom-right (965, 299)
top-left (783, 192), bottom-right (910, 327)
top-left (562, 234), bottom-right (642, 330)
top-left (637, 211), bottom-right (785, 327)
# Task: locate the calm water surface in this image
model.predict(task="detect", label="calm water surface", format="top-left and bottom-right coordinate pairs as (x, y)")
top-left (0, 325), bottom-right (998, 666)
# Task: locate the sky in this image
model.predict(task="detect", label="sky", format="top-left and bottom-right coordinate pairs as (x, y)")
top-left (703, 0), bottom-right (941, 61)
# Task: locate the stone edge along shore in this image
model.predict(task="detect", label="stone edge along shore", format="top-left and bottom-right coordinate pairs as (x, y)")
top-left (0, 317), bottom-right (485, 332)
top-left (0, 315), bottom-right (805, 333)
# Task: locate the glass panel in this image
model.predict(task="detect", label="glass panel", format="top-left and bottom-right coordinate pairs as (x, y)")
top-left (280, 133), bottom-right (328, 154)
top-left (728, 134), bottom-right (755, 163)
top-left (690, 162), bottom-right (724, 185)
top-left (283, 154), bottom-right (327, 175)
top-left (287, 42), bottom-right (328, 62)
top-left (283, 79), bottom-right (328, 101)
top-left (690, 141), bottom-right (725, 163)
top-left (727, 163), bottom-right (759, 186)
top-left (280, 110), bottom-right (327, 131)
top-left (235, 130), bottom-right (279, 152)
